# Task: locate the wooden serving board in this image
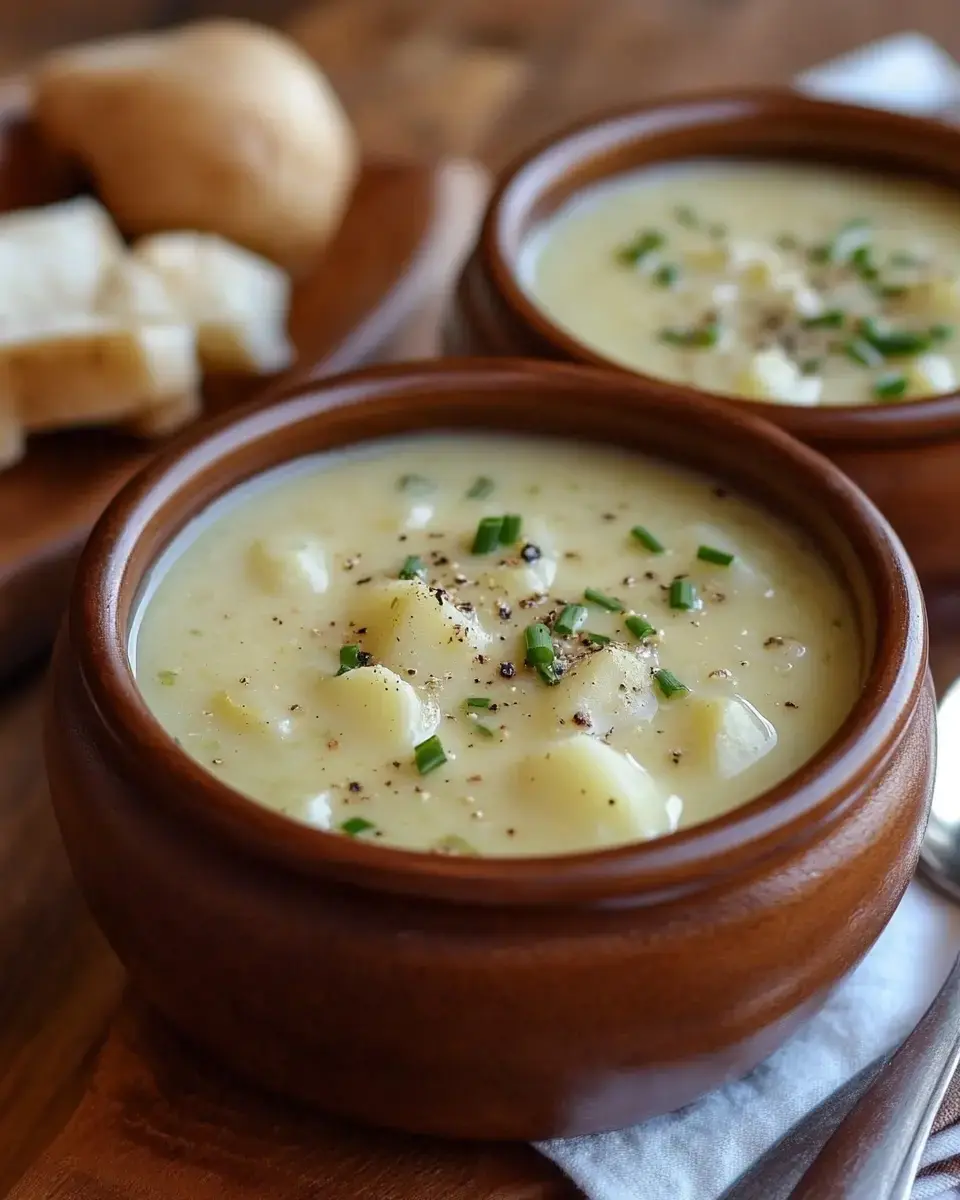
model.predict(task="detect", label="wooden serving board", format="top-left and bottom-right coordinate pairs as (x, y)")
top-left (0, 81), bottom-right (488, 680)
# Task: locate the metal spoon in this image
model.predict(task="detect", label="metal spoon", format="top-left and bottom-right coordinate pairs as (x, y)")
top-left (720, 676), bottom-right (960, 1200)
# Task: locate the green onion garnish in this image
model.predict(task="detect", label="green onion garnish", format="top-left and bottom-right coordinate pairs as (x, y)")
top-left (801, 308), bottom-right (845, 329)
top-left (625, 615), bottom-right (656, 640)
top-left (471, 721), bottom-right (496, 738)
top-left (673, 205), bottom-right (698, 228)
top-left (669, 578), bottom-right (698, 610)
top-left (850, 244), bottom-right (878, 281)
top-left (858, 317), bottom-right (930, 356)
top-left (873, 372), bottom-right (908, 400)
top-left (157, 669), bottom-right (178, 686)
top-left (653, 263), bottom-right (680, 288)
top-left (341, 816), bottom-right (376, 837)
top-left (536, 662), bottom-right (561, 685)
top-left (585, 631), bottom-right (611, 646)
top-left (415, 735), bottom-right (447, 775)
top-left (697, 545), bottom-right (735, 567)
top-left (890, 251), bottom-right (923, 268)
top-left (397, 473), bottom-right (433, 495)
top-left (930, 323), bottom-right (955, 344)
top-left (800, 357), bottom-right (823, 376)
top-left (500, 513), bottom-right (523, 545)
top-left (336, 644), bottom-right (363, 675)
top-left (584, 587), bottom-right (624, 612)
top-left (654, 668), bottom-right (689, 699)
top-left (472, 515), bottom-right (503, 554)
top-left (554, 604), bottom-right (588, 637)
top-left (399, 554), bottom-right (426, 581)
top-left (524, 622), bottom-right (555, 666)
top-left (466, 696), bottom-right (492, 709)
top-left (828, 218), bottom-right (871, 264)
top-left (466, 476), bottom-right (495, 499)
top-left (659, 322), bottom-right (721, 349)
top-left (433, 834), bottom-right (478, 855)
top-left (617, 229), bottom-right (665, 265)
top-left (631, 525), bottom-right (665, 553)
top-left (843, 338), bottom-right (885, 368)
top-left (807, 243), bottom-right (830, 264)
top-left (877, 283), bottom-right (907, 299)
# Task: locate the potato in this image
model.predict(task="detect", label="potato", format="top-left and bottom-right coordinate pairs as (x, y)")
top-left (686, 694), bottom-right (778, 779)
top-left (1, 316), bottom-right (200, 437)
top-left (320, 665), bottom-right (440, 757)
top-left (516, 736), bottom-right (675, 851)
top-left (549, 645), bottom-right (657, 735)
top-left (0, 196), bottom-right (123, 324)
top-left (34, 20), bottom-right (359, 269)
top-left (246, 534), bottom-right (329, 597)
top-left (356, 579), bottom-right (491, 680)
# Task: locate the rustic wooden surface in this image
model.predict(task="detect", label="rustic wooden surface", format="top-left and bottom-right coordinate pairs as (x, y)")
top-left (2, 0), bottom-right (960, 1196)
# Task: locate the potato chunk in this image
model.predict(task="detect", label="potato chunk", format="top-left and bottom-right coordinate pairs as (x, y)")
top-left (687, 694), bottom-right (777, 779)
top-left (551, 645), bottom-right (657, 734)
top-left (356, 580), bottom-right (490, 679)
top-left (516, 736), bottom-right (676, 851)
top-left (904, 354), bottom-right (957, 399)
top-left (320, 665), bottom-right (440, 756)
top-left (737, 347), bottom-right (821, 406)
top-left (246, 534), bottom-right (329, 597)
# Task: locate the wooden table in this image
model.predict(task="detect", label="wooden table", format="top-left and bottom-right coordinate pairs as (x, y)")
top-left (3, 1), bottom-right (960, 1195)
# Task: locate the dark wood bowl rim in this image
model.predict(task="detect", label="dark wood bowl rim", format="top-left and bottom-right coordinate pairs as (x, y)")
top-left (68, 359), bottom-right (926, 907)
top-left (483, 86), bottom-right (960, 449)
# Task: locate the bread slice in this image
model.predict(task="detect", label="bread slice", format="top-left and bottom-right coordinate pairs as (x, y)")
top-left (128, 232), bottom-right (293, 373)
top-left (1, 316), bottom-right (201, 437)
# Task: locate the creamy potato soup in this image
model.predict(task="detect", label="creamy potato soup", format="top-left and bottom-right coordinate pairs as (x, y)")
top-left (521, 161), bottom-right (960, 406)
top-left (134, 435), bottom-right (862, 857)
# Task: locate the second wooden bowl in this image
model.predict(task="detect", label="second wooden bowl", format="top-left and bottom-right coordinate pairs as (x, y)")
top-left (446, 89), bottom-right (960, 587)
top-left (46, 360), bottom-right (932, 1140)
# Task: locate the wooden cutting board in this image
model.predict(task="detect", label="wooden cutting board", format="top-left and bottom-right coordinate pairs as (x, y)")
top-left (0, 81), bottom-right (488, 681)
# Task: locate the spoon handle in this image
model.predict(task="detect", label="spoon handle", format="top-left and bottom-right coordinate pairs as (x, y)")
top-left (788, 951), bottom-right (960, 1200)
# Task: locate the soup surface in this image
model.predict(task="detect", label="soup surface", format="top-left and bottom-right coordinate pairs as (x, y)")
top-left (521, 160), bottom-right (960, 406)
top-left (135, 435), bottom-right (862, 856)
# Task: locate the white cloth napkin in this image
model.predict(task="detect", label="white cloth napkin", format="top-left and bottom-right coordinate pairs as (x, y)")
top-left (537, 33), bottom-right (960, 1200)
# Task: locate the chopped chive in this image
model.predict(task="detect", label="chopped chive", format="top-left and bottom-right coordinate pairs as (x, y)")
top-left (850, 244), bottom-right (878, 281)
top-left (873, 371), bottom-right (908, 400)
top-left (776, 232), bottom-right (799, 251)
top-left (669, 578), bottom-right (698, 610)
top-left (800, 357), bottom-right (823, 376)
top-left (471, 721), bottom-right (496, 738)
top-left (536, 662), bottom-right (561, 685)
top-left (631, 525), bottom-right (665, 553)
top-left (858, 317), bottom-right (930, 356)
top-left (625, 615), bottom-right (656, 640)
top-left (616, 229), bottom-right (665, 266)
top-left (585, 631), bottom-right (611, 646)
top-left (843, 337), bottom-right (885, 368)
top-left (341, 816), bottom-right (376, 837)
top-left (876, 283), bottom-right (907, 299)
top-left (659, 321), bottom-right (720, 349)
top-left (433, 834), bottom-right (478, 856)
top-left (336, 644), bottom-right (363, 675)
top-left (653, 263), bottom-right (680, 288)
top-left (801, 308), bottom-right (845, 329)
top-left (399, 554), bottom-right (426, 581)
top-left (673, 205), bottom-right (698, 228)
top-left (930, 323), bottom-right (955, 344)
top-left (397, 473), bottom-right (433, 495)
top-left (807, 243), bottom-right (830, 264)
top-left (890, 250), bottom-right (923, 268)
top-left (708, 222), bottom-right (727, 239)
top-left (500, 513), bottom-right (522, 545)
top-left (472, 515), bottom-right (503, 554)
top-left (157, 669), bottom-right (179, 686)
top-left (415, 735), bottom-right (447, 775)
top-left (465, 696), bottom-right (493, 709)
top-left (466, 475), bottom-right (495, 499)
top-left (829, 218), bottom-right (871, 264)
top-left (554, 604), bottom-right (588, 637)
top-left (697, 544), bottom-right (735, 567)
top-left (654, 668), bottom-right (689, 699)
top-left (584, 587), bottom-right (624, 612)
top-left (524, 622), bottom-right (555, 666)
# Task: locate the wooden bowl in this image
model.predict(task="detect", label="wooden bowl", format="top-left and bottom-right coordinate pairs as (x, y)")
top-left (46, 359), bottom-right (933, 1141)
top-left (445, 88), bottom-right (960, 588)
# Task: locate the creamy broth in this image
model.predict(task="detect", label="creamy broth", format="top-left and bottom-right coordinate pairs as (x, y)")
top-left (134, 435), bottom-right (862, 857)
top-left (522, 161), bottom-right (960, 406)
